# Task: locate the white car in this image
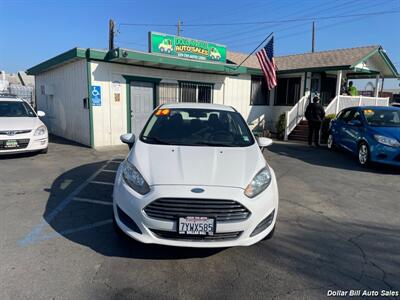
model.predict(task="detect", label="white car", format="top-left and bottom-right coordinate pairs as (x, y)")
top-left (113, 103), bottom-right (278, 247)
top-left (0, 95), bottom-right (48, 155)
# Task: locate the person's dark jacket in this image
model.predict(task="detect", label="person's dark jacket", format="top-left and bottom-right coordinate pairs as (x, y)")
top-left (305, 102), bottom-right (325, 123)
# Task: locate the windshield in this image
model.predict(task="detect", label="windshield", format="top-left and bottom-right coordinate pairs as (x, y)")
top-left (363, 108), bottom-right (400, 127)
top-left (0, 101), bottom-right (36, 117)
top-left (140, 108), bottom-right (255, 147)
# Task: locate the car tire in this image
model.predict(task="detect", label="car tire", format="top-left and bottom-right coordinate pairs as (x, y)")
top-left (40, 148), bottom-right (48, 154)
top-left (113, 214), bottom-right (127, 238)
top-left (327, 134), bottom-right (335, 151)
top-left (263, 226), bottom-right (275, 240)
top-left (358, 142), bottom-right (370, 166)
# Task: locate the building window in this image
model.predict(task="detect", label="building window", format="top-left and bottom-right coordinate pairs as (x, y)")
top-left (275, 77), bottom-right (301, 106)
top-left (250, 76), bottom-right (269, 105)
top-left (179, 82), bottom-right (213, 103)
top-left (157, 83), bottom-right (178, 105)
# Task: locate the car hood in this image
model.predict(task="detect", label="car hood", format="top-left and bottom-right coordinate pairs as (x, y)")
top-left (128, 140), bottom-right (266, 189)
top-left (0, 117), bottom-right (41, 131)
top-left (371, 126), bottom-right (400, 141)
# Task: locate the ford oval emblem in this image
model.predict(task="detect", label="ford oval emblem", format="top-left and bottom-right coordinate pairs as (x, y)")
top-left (191, 188), bottom-right (204, 193)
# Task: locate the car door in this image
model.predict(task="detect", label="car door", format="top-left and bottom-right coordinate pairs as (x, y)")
top-left (335, 109), bottom-right (351, 148)
top-left (341, 109), bottom-right (364, 152)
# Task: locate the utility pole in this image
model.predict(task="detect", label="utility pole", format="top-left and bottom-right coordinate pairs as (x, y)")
top-left (109, 19), bottom-right (115, 50)
top-left (177, 19), bottom-right (182, 36)
top-left (311, 21), bottom-right (315, 53)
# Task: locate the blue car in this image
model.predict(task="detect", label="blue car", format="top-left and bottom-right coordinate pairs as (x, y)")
top-left (328, 106), bottom-right (400, 167)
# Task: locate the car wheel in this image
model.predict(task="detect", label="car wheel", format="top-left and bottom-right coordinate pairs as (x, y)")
top-left (263, 226), bottom-right (275, 240)
top-left (113, 214), bottom-right (126, 238)
top-left (358, 142), bottom-right (370, 166)
top-left (327, 134), bottom-right (335, 150)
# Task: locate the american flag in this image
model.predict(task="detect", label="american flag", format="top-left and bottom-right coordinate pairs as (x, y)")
top-left (256, 37), bottom-right (277, 90)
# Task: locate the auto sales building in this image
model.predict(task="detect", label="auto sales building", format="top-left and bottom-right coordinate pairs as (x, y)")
top-left (27, 33), bottom-right (398, 147)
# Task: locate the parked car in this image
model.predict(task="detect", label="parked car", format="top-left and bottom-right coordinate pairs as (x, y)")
top-left (113, 103), bottom-right (278, 247)
top-left (391, 102), bottom-right (400, 108)
top-left (0, 94), bottom-right (48, 155)
top-left (328, 106), bottom-right (400, 166)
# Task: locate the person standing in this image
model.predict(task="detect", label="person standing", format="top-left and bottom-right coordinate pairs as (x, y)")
top-left (347, 81), bottom-right (358, 96)
top-left (305, 96), bottom-right (325, 146)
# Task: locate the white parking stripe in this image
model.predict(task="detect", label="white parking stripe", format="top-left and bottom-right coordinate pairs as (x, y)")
top-left (19, 159), bottom-right (117, 247)
top-left (72, 197), bottom-right (113, 206)
top-left (101, 169), bottom-right (117, 173)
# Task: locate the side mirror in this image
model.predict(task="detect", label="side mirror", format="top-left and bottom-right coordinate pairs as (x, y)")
top-left (348, 120), bottom-right (362, 127)
top-left (120, 133), bottom-right (136, 149)
top-left (37, 111), bottom-right (46, 117)
top-left (257, 137), bottom-right (273, 148)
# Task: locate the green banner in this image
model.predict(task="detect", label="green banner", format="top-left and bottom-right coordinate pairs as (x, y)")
top-left (149, 32), bottom-right (226, 63)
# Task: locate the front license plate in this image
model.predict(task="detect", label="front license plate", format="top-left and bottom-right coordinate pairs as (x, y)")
top-left (5, 140), bottom-right (18, 148)
top-left (178, 217), bottom-right (215, 236)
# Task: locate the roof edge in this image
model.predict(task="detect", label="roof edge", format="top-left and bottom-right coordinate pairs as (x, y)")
top-left (27, 48), bottom-right (87, 75)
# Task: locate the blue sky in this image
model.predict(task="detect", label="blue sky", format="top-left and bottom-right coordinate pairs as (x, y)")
top-left (1, 0), bottom-right (399, 88)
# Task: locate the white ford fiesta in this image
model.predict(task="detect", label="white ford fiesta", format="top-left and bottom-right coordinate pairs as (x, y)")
top-left (0, 95), bottom-right (48, 155)
top-left (113, 103), bottom-right (278, 247)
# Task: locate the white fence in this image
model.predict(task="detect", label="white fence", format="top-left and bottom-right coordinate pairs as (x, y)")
top-left (325, 95), bottom-right (390, 115)
top-left (284, 95), bottom-right (390, 140)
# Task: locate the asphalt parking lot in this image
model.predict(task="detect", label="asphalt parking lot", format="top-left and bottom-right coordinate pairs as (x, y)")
top-left (1, 137), bottom-right (399, 300)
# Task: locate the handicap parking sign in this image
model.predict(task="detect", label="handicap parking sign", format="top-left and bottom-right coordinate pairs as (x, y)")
top-left (91, 86), bottom-right (101, 106)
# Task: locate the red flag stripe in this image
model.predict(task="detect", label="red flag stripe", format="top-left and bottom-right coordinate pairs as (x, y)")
top-left (259, 49), bottom-right (276, 87)
top-left (256, 52), bottom-right (272, 88)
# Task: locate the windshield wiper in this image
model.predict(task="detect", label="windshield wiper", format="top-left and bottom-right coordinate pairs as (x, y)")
top-left (142, 136), bottom-right (174, 145)
top-left (192, 141), bottom-right (236, 147)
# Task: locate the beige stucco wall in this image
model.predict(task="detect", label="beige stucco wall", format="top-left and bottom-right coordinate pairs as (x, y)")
top-left (35, 59), bottom-right (90, 146)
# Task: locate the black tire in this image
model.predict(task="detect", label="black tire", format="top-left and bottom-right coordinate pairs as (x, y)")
top-left (263, 226), bottom-right (275, 240)
top-left (113, 214), bottom-right (126, 238)
top-left (327, 133), bottom-right (335, 151)
top-left (357, 142), bottom-right (370, 166)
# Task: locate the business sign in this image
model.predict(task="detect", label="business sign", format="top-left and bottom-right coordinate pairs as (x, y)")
top-left (91, 86), bottom-right (101, 106)
top-left (149, 32), bottom-right (226, 63)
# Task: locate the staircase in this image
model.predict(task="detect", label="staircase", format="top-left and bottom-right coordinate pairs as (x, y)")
top-left (288, 120), bottom-right (308, 142)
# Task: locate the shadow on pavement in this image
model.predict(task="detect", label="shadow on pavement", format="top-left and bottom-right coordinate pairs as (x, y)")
top-left (268, 141), bottom-right (400, 174)
top-left (43, 160), bottom-right (225, 260)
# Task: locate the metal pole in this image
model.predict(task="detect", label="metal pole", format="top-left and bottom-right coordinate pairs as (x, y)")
top-left (109, 19), bottom-right (115, 50)
top-left (312, 21), bottom-right (315, 53)
top-left (233, 32), bottom-right (273, 70)
top-left (177, 19), bottom-right (181, 36)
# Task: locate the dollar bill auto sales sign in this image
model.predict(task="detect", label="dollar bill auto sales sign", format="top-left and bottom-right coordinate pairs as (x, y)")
top-left (149, 32), bottom-right (227, 63)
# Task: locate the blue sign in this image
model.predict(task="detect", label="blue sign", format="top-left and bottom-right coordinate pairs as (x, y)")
top-left (91, 86), bottom-right (101, 106)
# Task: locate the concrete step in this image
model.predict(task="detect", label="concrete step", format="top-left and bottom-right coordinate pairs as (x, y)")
top-left (289, 134), bottom-right (308, 141)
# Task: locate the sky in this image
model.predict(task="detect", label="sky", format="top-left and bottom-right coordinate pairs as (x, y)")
top-left (1, 0), bottom-right (399, 89)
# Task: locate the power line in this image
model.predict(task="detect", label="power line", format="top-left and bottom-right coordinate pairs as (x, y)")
top-left (119, 10), bottom-right (400, 28)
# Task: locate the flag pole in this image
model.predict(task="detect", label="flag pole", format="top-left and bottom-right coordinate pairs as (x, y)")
top-left (233, 32), bottom-right (273, 70)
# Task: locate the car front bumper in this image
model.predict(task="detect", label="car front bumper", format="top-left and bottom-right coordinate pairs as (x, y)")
top-left (370, 143), bottom-right (400, 167)
top-left (113, 166), bottom-right (279, 248)
top-left (0, 134), bottom-right (48, 155)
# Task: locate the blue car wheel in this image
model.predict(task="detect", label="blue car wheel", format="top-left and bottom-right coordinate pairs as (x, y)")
top-left (358, 142), bottom-right (370, 166)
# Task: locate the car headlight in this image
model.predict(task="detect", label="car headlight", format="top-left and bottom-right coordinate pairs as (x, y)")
top-left (34, 125), bottom-right (47, 136)
top-left (374, 135), bottom-right (400, 147)
top-left (122, 160), bottom-right (150, 195)
top-left (244, 166), bottom-right (272, 198)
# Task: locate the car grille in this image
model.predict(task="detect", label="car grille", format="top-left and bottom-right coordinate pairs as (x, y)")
top-left (0, 139), bottom-right (30, 150)
top-left (143, 198), bottom-right (251, 222)
top-left (150, 229), bottom-right (243, 241)
top-left (0, 130), bottom-right (31, 135)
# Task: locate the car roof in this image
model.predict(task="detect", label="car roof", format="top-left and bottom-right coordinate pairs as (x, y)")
top-left (160, 102), bottom-right (236, 112)
top-left (360, 106), bottom-right (400, 111)
top-left (0, 95), bottom-right (23, 102)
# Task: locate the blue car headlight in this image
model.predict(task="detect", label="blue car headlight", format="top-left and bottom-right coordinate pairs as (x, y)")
top-left (374, 135), bottom-right (400, 148)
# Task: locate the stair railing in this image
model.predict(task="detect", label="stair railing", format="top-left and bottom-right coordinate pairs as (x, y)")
top-left (284, 95), bottom-right (309, 141)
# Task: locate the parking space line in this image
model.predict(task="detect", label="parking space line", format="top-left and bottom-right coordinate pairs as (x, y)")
top-left (19, 160), bottom-right (114, 247)
top-left (72, 197), bottom-right (113, 206)
top-left (37, 219), bottom-right (113, 242)
top-left (89, 180), bottom-right (114, 186)
top-left (101, 169), bottom-right (117, 173)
